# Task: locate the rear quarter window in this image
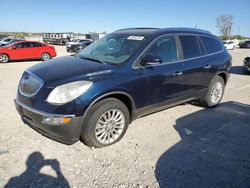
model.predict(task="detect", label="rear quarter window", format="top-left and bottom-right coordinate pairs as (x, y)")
top-left (200, 36), bottom-right (223, 54)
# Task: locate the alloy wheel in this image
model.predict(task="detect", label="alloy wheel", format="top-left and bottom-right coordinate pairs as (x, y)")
top-left (0, 54), bottom-right (9, 63)
top-left (210, 82), bottom-right (223, 104)
top-left (42, 53), bottom-right (50, 61)
top-left (95, 109), bottom-right (125, 145)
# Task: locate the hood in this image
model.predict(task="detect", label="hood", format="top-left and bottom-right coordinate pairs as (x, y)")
top-left (27, 55), bottom-right (117, 86)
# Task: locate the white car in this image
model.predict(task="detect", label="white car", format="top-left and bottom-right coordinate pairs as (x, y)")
top-left (223, 40), bottom-right (236, 50)
top-left (0, 38), bottom-right (25, 47)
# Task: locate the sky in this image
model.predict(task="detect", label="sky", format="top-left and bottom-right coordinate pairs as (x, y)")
top-left (0, 0), bottom-right (249, 36)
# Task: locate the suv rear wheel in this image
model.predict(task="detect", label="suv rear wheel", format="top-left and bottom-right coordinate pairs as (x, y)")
top-left (81, 98), bottom-right (130, 148)
top-left (200, 75), bottom-right (225, 107)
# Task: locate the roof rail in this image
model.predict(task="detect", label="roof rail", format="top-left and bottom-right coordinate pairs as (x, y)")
top-left (165, 27), bottom-right (211, 34)
top-left (115, 27), bottom-right (160, 32)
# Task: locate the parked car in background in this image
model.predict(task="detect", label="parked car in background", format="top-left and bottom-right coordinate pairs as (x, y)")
top-left (66, 40), bottom-right (93, 53)
top-left (239, 40), bottom-right (250, 48)
top-left (43, 33), bottom-right (74, 45)
top-left (223, 40), bottom-right (236, 50)
top-left (243, 56), bottom-right (250, 74)
top-left (65, 39), bottom-right (80, 47)
top-left (0, 38), bottom-right (25, 47)
top-left (0, 41), bottom-right (56, 63)
top-left (0, 35), bottom-right (7, 40)
top-left (15, 27), bottom-right (231, 148)
top-left (66, 39), bottom-right (92, 48)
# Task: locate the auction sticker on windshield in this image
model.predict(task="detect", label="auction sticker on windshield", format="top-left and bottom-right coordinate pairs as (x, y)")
top-left (127, 36), bottom-right (144, 40)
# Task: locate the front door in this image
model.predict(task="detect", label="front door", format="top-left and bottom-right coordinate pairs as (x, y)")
top-left (13, 42), bottom-right (31, 60)
top-left (134, 35), bottom-right (184, 108)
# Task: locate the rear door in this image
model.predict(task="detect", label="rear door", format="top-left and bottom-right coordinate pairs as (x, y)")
top-left (29, 42), bottom-right (43, 58)
top-left (178, 35), bottom-right (213, 95)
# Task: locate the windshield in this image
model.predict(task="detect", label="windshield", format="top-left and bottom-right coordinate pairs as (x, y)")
top-left (4, 42), bottom-right (16, 47)
top-left (78, 34), bottom-right (146, 64)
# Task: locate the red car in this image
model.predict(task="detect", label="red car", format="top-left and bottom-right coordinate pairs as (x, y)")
top-left (0, 41), bottom-right (57, 63)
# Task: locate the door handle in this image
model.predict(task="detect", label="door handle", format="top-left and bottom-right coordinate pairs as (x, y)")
top-left (204, 65), bottom-right (211, 69)
top-left (173, 71), bottom-right (183, 76)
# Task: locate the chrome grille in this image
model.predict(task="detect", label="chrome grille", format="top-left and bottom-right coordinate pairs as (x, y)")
top-left (19, 72), bottom-right (43, 97)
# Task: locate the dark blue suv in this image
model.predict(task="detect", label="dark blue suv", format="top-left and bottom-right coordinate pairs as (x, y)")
top-left (15, 28), bottom-right (231, 147)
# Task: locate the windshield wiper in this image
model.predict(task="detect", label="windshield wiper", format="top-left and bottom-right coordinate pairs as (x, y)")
top-left (79, 56), bottom-right (106, 64)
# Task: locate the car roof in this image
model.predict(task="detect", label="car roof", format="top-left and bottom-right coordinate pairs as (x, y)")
top-left (113, 27), bottom-right (212, 36)
top-left (15, 40), bottom-right (42, 43)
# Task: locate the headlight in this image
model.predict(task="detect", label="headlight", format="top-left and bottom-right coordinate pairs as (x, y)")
top-left (47, 81), bottom-right (92, 105)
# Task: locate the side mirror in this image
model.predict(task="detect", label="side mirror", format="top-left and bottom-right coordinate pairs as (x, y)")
top-left (12, 46), bottom-right (16, 49)
top-left (140, 55), bottom-right (162, 66)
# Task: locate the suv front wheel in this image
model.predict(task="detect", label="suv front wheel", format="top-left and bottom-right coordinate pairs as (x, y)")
top-left (200, 75), bottom-right (225, 107)
top-left (81, 98), bottom-right (130, 148)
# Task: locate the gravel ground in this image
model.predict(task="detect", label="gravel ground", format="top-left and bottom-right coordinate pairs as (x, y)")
top-left (0, 46), bottom-right (249, 188)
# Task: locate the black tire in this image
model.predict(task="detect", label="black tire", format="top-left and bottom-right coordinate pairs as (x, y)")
top-left (81, 98), bottom-right (130, 148)
top-left (41, 52), bottom-right (51, 61)
top-left (242, 67), bottom-right (250, 75)
top-left (200, 75), bottom-right (225, 107)
top-left (60, 41), bottom-right (65, 45)
top-left (0, 53), bottom-right (9, 63)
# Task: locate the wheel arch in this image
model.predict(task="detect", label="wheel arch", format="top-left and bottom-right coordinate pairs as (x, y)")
top-left (0, 53), bottom-right (10, 59)
top-left (0, 53), bottom-right (10, 62)
top-left (217, 71), bottom-right (228, 84)
top-left (83, 91), bottom-right (137, 123)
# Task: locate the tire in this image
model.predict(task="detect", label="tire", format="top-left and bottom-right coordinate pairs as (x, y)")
top-left (41, 53), bottom-right (51, 61)
top-left (200, 75), bottom-right (225, 107)
top-left (242, 66), bottom-right (250, 75)
top-left (60, 41), bottom-right (65, 45)
top-left (0, 53), bottom-right (9, 63)
top-left (81, 98), bottom-right (130, 148)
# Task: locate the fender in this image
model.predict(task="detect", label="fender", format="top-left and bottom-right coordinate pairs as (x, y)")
top-left (81, 90), bottom-right (137, 123)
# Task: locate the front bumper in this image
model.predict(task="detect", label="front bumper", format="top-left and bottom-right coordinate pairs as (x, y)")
top-left (14, 99), bottom-right (83, 144)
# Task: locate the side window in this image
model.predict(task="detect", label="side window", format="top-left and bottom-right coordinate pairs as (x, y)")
top-left (29, 42), bottom-right (35, 47)
top-left (145, 35), bottom-right (177, 64)
top-left (22, 42), bottom-right (30, 48)
top-left (200, 36), bottom-right (223, 54)
top-left (197, 37), bottom-right (206, 55)
top-left (179, 35), bottom-right (201, 59)
top-left (16, 43), bottom-right (23, 48)
top-left (31, 42), bottom-right (42, 47)
top-left (16, 42), bottom-right (29, 48)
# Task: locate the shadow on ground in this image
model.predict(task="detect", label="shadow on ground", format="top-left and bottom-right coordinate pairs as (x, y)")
top-left (4, 152), bottom-right (69, 188)
top-left (155, 101), bottom-right (250, 188)
top-left (230, 66), bottom-right (245, 75)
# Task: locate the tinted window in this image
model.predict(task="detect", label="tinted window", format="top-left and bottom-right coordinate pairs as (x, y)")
top-left (197, 37), bottom-right (206, 55)
top-left (16, 42), bottom-right (30, 48)
top-left (179, 35), bottom-right (201, 59)
top-left (200, 36), bottom-right (223, 54)
top-left (30, 42), bottom-right (43, 47)
top-left (146, 35), bottom-right (177, 64)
